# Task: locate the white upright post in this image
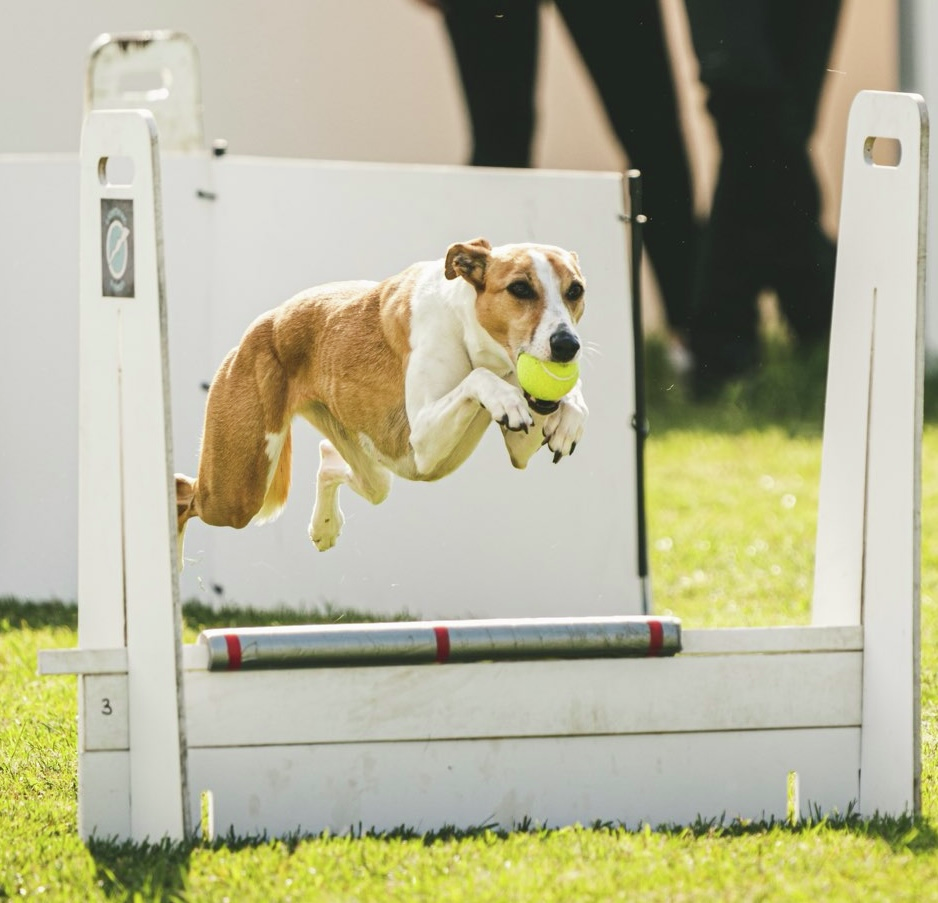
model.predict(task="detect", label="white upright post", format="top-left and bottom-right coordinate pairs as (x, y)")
top-left (813, 90), bottom-right (926, 814)
top-left (86, 32), bottom-right (204, 153)
top-left (77, 110), bottom-right (190, 840)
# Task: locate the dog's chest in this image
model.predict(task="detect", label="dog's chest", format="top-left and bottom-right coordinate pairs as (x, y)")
top-left (408, 270), bottom-right (512, 376)
top-left (466, 343), bottom-right (512, 379)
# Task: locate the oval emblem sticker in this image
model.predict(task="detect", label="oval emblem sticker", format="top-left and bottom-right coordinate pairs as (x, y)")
top-left (101, 199), bottom-right (135, 298)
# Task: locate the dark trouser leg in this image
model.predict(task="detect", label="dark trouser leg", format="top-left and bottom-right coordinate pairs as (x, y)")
top-left (684, 0), bottom-right (841, 391)
top-left (688, 94), bottom-right (767, 388)
top-left (557, 0), bottom-right (698, 333)
top-left (765, 0), bottom-right (842, 345)
top-left (440, 0), bottom-right (540, 167)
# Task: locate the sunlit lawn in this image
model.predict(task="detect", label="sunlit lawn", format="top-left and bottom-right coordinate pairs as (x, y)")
top-left (4, 339), bottom-right (938, 901)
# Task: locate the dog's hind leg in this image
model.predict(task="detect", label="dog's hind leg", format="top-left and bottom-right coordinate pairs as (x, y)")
top-left (308, 440), bottom-right (350, 551)
top-left (183, 333), bottom-right (293, 535)
top-left (308, 437), bottom-right (392, 551)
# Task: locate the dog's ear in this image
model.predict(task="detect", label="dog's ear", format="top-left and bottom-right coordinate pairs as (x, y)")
top-left (444, 238), bottom-right (492, 289)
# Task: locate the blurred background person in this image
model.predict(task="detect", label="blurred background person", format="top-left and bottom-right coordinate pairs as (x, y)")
top-left (683, 0), bottom-right (843, 398)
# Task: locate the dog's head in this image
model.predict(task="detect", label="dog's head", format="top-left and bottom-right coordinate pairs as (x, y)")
top-left (444, 237), bottom-right (585, 365)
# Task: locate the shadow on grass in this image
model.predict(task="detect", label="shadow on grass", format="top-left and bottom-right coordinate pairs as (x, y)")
top-left (88, 837), bottom-right (192, 902)
top-left (646, 806), bottom-right (938, 853)
top-left (84, 808), bottom-right (938, 899)
top-left (356, 807), bottom-right (938, 854)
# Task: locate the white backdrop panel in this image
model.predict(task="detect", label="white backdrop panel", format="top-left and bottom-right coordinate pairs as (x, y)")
top-left (0, 158), bottom-right (80, 599)
top-left (0, 154), bottom-right (640, 616)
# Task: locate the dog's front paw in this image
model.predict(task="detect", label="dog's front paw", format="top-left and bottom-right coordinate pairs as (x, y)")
top-left (543, 392), bottom-right (588, 463)
top-left (480, 380), bottom-right (535, 433)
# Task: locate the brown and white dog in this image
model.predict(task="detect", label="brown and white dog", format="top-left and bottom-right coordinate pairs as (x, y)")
top-left (175, 237), bottom-right (588, 559)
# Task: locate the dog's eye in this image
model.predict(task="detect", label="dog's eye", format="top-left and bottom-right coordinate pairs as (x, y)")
top-left (565, 282), bottom-right (584, 302)
top-left (507, 280), bottom-right (537, 300)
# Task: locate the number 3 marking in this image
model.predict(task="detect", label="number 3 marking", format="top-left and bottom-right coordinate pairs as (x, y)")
top-left (101, 698), bottom-right (113, 716)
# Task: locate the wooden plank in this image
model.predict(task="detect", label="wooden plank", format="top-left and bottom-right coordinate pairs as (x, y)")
top-left (77, 110), bottom-right (133, 840)
top-left (681, 626), bottom-right (862, 655)
top-left (38, 647), bottom-right (127, 675)
top-left (184, 643), bottom-right (210, 671)
top-left (77, 138), bottom-right (124, 657)
top-left (182, 652), bottom-right (861, 750)
top-left (87, 649), bottom-right (862, 752)
top-left (110, 112), bottom-right (191, 843)
top-left (78, 751), bottom-right (131, 841)
top-left (851, 91), bottom-right (926, 817)
top-left (188, 728), bottom-right (861, 838)
top-left (41, 626), bottom-right (861, 676)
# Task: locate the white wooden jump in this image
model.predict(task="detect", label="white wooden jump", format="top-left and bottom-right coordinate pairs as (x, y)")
top-left (40, 89), bottom-right (925, 842)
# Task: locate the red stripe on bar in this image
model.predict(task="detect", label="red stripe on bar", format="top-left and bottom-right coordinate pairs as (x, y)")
top-left (433, 626), bottom-right (451, 663)
top-left (224, 633), bottom-right (242, 670)
top-left (648, 620), bottom-right (664, 657)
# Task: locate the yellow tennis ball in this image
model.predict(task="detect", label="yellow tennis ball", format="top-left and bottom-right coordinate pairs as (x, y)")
top-left (516, 352), bottom-right (579, 401)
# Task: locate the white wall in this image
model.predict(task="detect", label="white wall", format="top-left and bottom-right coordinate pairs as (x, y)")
top-left (0, 0), bottom-right (625, 168)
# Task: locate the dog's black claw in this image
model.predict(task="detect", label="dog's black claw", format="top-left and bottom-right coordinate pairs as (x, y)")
top-left (541, 436), bottom-right (550, 447)
top-left (570, 441), bottom-right (577, 456)
top-left (553, 449), bottom-right (563, 464)
top-left (498, 414), bottom-right (509, 428)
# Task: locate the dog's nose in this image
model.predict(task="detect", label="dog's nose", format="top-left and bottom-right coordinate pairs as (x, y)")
top-left (550, 328), bottom-right (580, 363)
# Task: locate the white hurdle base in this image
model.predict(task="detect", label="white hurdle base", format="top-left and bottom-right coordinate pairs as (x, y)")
top-left (57, 625), bottom-right (862, 837)
top-left (40, 91), bottom-right (926, 841)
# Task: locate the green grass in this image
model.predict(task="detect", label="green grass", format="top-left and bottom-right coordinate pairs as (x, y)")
top-left (4, 338), bottom-right (938, 900)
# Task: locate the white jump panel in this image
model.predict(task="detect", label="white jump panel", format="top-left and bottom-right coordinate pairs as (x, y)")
top-left (79, 729), bottom-right (861, 839)
top-left (76, 640), bottom-right (861, 752)
top-left (0, 153), bottom-right (641, 618)
top-left (74, 637), bottom-right (863, 837)
top-left (187, 730), bottom-right (862, 837)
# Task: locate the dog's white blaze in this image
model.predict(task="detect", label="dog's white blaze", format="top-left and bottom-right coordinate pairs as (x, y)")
top-left (528, 250), bottom-right (578, 361)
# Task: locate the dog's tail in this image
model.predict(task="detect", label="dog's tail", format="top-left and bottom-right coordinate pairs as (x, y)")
top-left (175, 474), bottom-right (198, 570)
top-left (254, 426), bottom-right (293, 525)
